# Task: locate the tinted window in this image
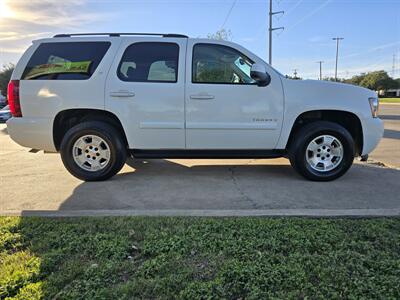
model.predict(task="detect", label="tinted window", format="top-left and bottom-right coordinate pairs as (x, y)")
top-left (118, 42), bottom-right (179, 83)
top-left (192, 44), bottom-right (256, 84)
top-left (22, 42), bottom-right (111, 80)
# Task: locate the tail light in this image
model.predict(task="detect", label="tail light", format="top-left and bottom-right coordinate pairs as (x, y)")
top-left (7, 80), bottom-right (22, 117)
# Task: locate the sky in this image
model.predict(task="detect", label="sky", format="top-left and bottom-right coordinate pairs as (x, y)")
top-left (0, 0), bottom-right (399, 79)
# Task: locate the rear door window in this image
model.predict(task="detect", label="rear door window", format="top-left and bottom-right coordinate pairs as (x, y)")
top-left (22, 42), bottom-right (111, 80)
top-left (117, 42), bottom-right (179, 83)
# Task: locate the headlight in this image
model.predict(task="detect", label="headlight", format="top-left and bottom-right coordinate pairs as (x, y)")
top-left (368, 97), bottom-right (379, 118)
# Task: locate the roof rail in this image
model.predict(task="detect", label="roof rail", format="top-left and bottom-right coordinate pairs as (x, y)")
top-left (53, 33), bottom-right (188, 38)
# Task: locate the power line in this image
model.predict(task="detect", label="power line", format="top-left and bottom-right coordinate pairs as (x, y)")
top-left (221, 0), bottom-right (237, 30)
top-left (285, 0), bottom-right (304, 16)
top-left (338, 41), bottom-right (400, 62)
top-left (286, 0), bottom-right (332, 31)
top-left (268, 0), bottom-right (284, 65)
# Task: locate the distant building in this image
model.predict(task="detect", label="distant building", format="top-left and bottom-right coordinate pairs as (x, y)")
top-left (378, 89), bottom-right (400, 97)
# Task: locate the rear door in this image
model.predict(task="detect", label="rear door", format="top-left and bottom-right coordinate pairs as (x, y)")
top-left (105, 37), bottom-right (187, 149)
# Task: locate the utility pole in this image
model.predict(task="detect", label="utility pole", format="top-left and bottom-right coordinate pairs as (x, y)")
top-left (316, 61), bottom-right (324, 80)
top-left (392, 54), bottom-right (396, 77)
top-left (332, 37), bottom-right (344, 81)
top-left (268, 0), bottom-right (284, 65)
top-left (293, 69), bottom-right (298, 79)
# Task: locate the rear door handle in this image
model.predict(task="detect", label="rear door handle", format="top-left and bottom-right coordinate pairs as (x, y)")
top-left (190, 94), bottom-right (215, 100)
top-left (110, 91), bottom-right (135, 98)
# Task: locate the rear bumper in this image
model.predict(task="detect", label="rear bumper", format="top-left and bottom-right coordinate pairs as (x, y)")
top-left (6, 117), bottom-right (56, 152)
top-left (361, 117), bottom-right (384, 156)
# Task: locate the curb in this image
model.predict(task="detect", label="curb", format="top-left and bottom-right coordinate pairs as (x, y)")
top-left (1, 209), bottom-right (400, 217)
top-left (380, 102), bottom-right (400, 106)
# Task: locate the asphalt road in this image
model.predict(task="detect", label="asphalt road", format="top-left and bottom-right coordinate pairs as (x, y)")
top-left (0, 104), bottom-right (399, 216)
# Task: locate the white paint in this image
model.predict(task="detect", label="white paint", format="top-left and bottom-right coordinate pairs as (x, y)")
top-left (7, 35), bottom-right (383, 158)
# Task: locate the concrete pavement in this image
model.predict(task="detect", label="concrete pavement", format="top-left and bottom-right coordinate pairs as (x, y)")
top-left (0, 104), bottom-right (399, 216)
top-left (369, 104), bottom-right (400, 168)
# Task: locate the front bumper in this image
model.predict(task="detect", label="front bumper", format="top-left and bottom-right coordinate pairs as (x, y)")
top-left (6, 117), bottom-right (57, 152)
top-left (361, 117), bottom-right (384, 156)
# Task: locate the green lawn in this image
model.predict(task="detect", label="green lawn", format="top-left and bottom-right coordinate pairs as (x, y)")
top-left (1, 217), bottom-right (399, 299)
top-left (379, 97), bottom-right (400, 103)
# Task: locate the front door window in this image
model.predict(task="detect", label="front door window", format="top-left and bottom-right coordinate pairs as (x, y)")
top-left (192, 43), bottom-right (256, 85)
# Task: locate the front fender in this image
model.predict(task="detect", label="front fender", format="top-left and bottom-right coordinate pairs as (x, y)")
top-left (275, 79), bottom-right (375, 150)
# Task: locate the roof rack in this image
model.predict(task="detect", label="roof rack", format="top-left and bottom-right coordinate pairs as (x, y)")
top-left (53, 33), bottom-right (188, 38)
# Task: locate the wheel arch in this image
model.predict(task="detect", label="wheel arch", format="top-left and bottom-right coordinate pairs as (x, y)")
top-left (53, 109), bottom-right (128, 151)
top-left (286, 110), bottom-right (363, 156)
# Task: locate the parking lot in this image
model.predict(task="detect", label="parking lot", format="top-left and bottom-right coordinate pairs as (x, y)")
top-left (0, 104), bottom-right (399, 216)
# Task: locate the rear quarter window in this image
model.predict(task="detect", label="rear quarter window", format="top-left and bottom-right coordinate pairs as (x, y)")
top-left (22, 42), bottom-right (111, 80)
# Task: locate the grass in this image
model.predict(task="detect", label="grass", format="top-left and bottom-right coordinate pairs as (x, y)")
top-left (0, 217), bottom-right (399, 299)
top-left (379, 97), bottom-right (400, 103)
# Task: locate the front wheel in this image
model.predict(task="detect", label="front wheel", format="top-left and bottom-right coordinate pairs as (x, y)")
top-left (60, 121), bottom-right (127, 181)
top-left (288, 121), bottom-right (355, 181)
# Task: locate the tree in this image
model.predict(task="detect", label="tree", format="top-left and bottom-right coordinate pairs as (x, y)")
top-left (344, 71), bottom-right (397, 91)
top-left (286, 75), bottom-right (302, 80)
top-left (395, 78), bottom-right (400, 88)
top-left (344, 73), bottom-right (365, 86)
top-left (360, 71), bottom-right (398, 90)
top-left (323, 77), bottom-right (345, 83)
top-left (0, 64), bottom-right (14, 97)
top-left (207, 29), bottom-right (232, 41)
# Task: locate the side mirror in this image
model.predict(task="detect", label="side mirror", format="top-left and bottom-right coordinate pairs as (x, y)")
top-left (250, 63), bottom-right (271, 87)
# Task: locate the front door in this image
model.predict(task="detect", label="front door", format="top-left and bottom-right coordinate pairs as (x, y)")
top-left (185, 40), bottom-right (284, 149)
top-left (105, 37), bottom-right (187, 149)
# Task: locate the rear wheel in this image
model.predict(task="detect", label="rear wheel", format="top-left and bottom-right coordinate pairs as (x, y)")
top-left (60, 121), bottom-right (127, 181)
top-left (288, 121), bottom-right (355, 181)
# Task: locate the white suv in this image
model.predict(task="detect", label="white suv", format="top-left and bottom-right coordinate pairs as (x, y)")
top-left (6, 33), bottom-right (383, 181)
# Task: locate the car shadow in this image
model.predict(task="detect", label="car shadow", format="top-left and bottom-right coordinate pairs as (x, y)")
top-left (384, 129), bottom-right (400, 140)
top-left (56, 158), bottom-right (299, 211)
top-left (380, 115), bottom-right (400, 121)
top-left (37, 157), bottom-right (400, 212)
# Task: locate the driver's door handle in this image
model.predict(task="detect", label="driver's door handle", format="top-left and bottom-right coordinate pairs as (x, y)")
top-left (190, 94), bottom-right (215, 100)
top-left (110, 91), bottom-right (135, 98)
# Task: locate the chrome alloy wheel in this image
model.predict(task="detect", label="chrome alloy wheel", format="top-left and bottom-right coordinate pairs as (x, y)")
top-left (305, 135), bottom-right (344, 172)
top-left (72, 135), bottom-right (111, 172)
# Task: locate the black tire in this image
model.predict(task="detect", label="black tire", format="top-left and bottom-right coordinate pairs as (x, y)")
top-left (288, 121), bottom-right (355, 181)
top-left (60, 121), bottom-right (127, 181)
